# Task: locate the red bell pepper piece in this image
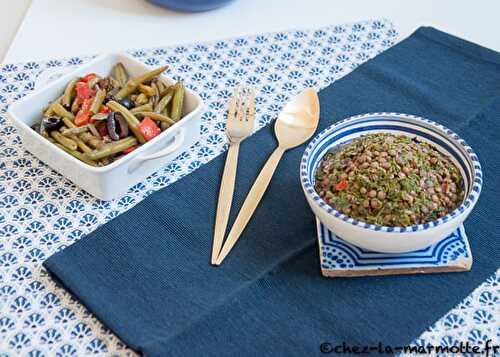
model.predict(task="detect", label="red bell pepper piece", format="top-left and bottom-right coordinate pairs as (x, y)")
top-left (75, 111), bottom-right (90, 127)
top-left (123, 146), bottom-right (137, 154)
top-left (80, 73), bottom-right (97, 83)
top-left (74, 98), bottom-right (94, 126)
top-left (99, 105), bottom-right (110, 114)
top-left (88, 106), bottom-right (110, 123)
top-left (81, 97), bottom-right (93, 112)
top-left (76, 81), bottom-right (96, 101)
top-left (335, 179), bottom-right (348, 191)
top-left (138, 117), bottom-right (161, 141)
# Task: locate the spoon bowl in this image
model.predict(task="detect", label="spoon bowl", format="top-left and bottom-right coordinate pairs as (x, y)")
top-left (275, 88), bottom-right (320, 149)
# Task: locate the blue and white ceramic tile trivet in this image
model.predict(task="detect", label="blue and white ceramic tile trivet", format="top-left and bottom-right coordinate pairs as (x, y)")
top-left (316, 218), bottom-right (472, 277)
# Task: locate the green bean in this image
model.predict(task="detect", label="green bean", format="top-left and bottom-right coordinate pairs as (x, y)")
top-left (80, 132), bottom-right (104, 149)
top-left (130, 103), bottom-right (153, 113)
top-left (90, 113), bottom-right (109, 121)
top-left (155, 78), bottom-right (166, 93)
top-left (71, 96), bottom-right (80, 114)
top-left (90, 88), bottom-right (106, 114)
top-left (138, 84), bottom-right (155, 97)
top-left (57, 109), bottom-right (95, 155)
top-left (86, 137), bottom-right (138, 160)
top-left (154, 86), bottom-right (174, 113)
top-left (88, 76), bottom-right (100, 89)
top-left (106, 101), bottom-right (146, 144)
top-left (114, 65), bottom-right (168, 99)
top-left (73, 135), bottom-right (92, 153)
top-left (87, 123), bottom-right (101, 138)
top-left (113, 62), bottom-right (128, 86)
top-left (52, 102), bottom-right (75, 122)
top-left (170, 81), bottom-right (185, 122)
top-left (61, 125), bottom-right (89, 136)
top-left (148, 95), bottom-right (155, 107)
top-left (99, 157), bottom-right (111, 166)
top-left (61, 117), bottom-right (76, 129)
top-left (151, 82), bottom-right (160, 106)
top-left (55, 143), bottom-right (97, 166)
top-left (51, 131), bottom-right (78, 151)
top-left (62, 78), bottom-right (78, 107)
top-left (44, 95), bottom-right (64, 116)
top-left (135, 112), bottom-right (176, 126)
top-left (134, 93), bottom-right (148, 106)
top-left (158, 77), bottom-right (170, 90)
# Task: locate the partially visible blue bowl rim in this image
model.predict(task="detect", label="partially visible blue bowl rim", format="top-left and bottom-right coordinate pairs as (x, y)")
top-left (300, 112), bottom-right (483, 234)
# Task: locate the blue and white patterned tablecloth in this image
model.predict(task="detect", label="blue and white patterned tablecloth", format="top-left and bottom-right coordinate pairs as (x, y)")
top-left (0, 19), bottom-right (497, 356)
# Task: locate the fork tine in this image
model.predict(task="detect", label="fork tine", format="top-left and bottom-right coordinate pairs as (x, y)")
top-left (236, 89), bottom-right (247, 122)
top-left (247, 88), bottom-right (255, 124)
top-left (227, 86), bottom-right (239, 122)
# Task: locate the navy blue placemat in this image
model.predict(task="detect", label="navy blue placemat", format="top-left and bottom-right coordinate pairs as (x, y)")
top-left (44, 27), bottom-right (500, 356)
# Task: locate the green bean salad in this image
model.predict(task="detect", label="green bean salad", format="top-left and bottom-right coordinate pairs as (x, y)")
top-left (32, 63), bottom-right (186, 166)
top-left (315, 133), bottom-right (465, 227)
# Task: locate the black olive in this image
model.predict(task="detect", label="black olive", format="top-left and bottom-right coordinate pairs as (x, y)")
top-left (106, 112), bottom-right (129, 141)
top-left (115, 113), bottom-right (129, 138)
top-left (42, 116), bottom-right (63, 131)
top-left (103, 94), bottom-right (115, 104)
top-left (117, 98), bottom-right (133, 110)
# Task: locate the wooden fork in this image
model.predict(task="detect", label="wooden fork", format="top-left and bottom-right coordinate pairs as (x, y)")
top-left (211, 87), bottom-right (255, 265)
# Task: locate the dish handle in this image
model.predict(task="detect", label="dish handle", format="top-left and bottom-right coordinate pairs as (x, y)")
top-left (127, 128), bottom-right (185, 173)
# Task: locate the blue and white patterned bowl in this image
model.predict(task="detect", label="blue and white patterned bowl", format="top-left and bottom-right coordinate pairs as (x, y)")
top-left (300, 113), bottom-right (482, 253)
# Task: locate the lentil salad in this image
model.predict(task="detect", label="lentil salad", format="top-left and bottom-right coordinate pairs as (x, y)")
top-left (314, 133), bottom-right (465, 227)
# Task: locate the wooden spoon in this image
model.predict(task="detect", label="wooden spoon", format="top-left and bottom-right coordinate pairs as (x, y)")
top-left (214, 88), bottom-right (320, 265)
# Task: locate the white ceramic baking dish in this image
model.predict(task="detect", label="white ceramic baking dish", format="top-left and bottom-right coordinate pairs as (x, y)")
top-left (7, 53), bottom-right (204, 200)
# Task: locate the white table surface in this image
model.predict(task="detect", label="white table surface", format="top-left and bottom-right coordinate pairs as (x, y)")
top-left (0, 0), bottom-right (30, 62)
top-left (2, 0), bottom-right (500, 64)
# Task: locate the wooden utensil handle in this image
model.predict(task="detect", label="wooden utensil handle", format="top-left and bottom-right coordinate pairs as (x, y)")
top-left (212, 142), bottom-right (240, 264)
top-left (215, 146), bottom-right (285, 264)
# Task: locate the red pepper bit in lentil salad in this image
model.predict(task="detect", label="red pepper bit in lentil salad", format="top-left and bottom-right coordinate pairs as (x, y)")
top-left (315, 133), bottom-right (465, 227)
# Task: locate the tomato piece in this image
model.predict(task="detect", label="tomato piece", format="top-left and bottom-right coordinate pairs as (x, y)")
top-left (88, 105), bottom-right (109, 123)
top-left (123, 146), bottom-right (137, 154)
top-left (99, 105), bottom-right (110, 114)
top-left (75, 111), bottom-right (90, 126)
top-left (138, 117), bottom-right (161, 141)
top-left (80, 73), bottom-right (97, 82)
top-left (76, 81), bottom-right (96, 100)
top-left (74, 98), bottom-right (94, 126)
top-left (335, 179), bottom-right (348, 191)
top-left (81, 98), bottom-right (93, 113)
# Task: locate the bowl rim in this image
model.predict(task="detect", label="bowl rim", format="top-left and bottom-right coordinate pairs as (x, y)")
top-left (300, 112), bottom-right (483, 234)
